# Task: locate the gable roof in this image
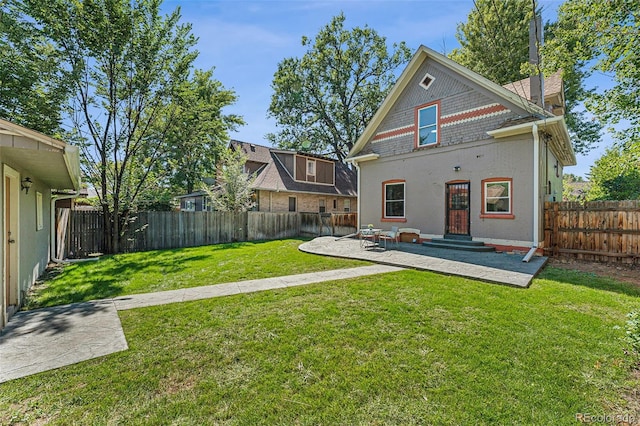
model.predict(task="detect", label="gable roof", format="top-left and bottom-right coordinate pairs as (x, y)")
top-left (230, 139), bottom-right (273, 164)
top-left (0, 118), bottom-right (80, 190)
top-left (348, 45), bottom-right (569, 161)
top-left (229, 140), bottom-right (357, 197)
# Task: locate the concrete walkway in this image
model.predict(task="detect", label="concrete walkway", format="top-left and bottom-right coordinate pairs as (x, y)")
top-left (0, 264), bottom-right (401, 383)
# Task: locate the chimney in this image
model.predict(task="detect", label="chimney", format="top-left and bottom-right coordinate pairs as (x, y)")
top-left (529, 15), bottom-right (544, 108)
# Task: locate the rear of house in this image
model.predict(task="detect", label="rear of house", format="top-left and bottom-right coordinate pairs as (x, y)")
top-left (347, 46), bottom-right (575, 251)
top-left (0, 119), bottom-right (80, 328)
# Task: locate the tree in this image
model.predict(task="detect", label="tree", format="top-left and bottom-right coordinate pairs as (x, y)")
top-left (0, 1), bottom-right (69, 135)
top-left (268, 13), bottom-right (411, 162)
top-left (450, 0), bottom-right (534, 85)
top-left (586, 142), bottom-right (640, 201)
top-left (160, 69), bottom-right (244, 195)
top-left (204, 149), bottom-right (255, 213)
top-left (552, 0), bottom-right (640, 144)
top-left (22, 0), bottom-right (239, 253)
top-left (449, 0), bottom-right (601, 155)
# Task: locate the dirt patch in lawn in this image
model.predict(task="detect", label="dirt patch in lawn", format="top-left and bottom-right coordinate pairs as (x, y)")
top-left (549, 258), bottom-right (640, 287)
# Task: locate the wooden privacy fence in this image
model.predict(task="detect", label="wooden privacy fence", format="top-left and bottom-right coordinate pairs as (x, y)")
top-left (64, 210), bottom-right (358, 258)
top-left (544, 201), bottom-right (640, 264)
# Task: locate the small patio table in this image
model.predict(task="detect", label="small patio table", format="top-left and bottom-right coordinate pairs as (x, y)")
top-left (359, 228), bottom-right (382, 249)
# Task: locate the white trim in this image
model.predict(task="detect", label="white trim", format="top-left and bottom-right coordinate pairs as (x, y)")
top-left (419, 72), bottom-right (435, 91)
top-left (345, 153), bottom-right (379, 164)
top-left (36, 192), bottom-right (43, 230)
top-left (532, 123), bottom-right (540, 248)
top-left (440, 103), bottom-right (511, 128)
top-left (383, 181), bottom-right (406, 219)
top-left (417, 103), bottom-right (439, 146)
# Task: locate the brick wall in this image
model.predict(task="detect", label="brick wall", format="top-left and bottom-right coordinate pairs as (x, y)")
top-left (257, 190), bottom-right (356, 213)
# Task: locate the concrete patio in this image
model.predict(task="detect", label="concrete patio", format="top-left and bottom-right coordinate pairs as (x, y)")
top-left (299, 236), bottom-right (548, 288)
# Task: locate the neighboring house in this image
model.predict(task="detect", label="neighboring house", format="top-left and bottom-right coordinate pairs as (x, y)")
top-left (175, 190), bottom-right (211, 212)
top-left (346, 45), bottom-right (576, 252)
top-left (0, 119), bottom-right (81, 329)
top-left (177, 141), bottom-right (357, 214)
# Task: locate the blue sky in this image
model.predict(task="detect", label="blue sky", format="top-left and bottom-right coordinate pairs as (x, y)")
top-left (161, 0), bottom-right (613, 178)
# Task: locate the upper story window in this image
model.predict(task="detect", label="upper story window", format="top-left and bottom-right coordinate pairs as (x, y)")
top-left (481, 178), bottom-right (514, 219)
top-left (416, 102), bottom-right (439, 147)
top-left (419, 72), bottom-right (435, 91)
top-left (295, 155), bottom-right (334, 185)
top-left (383, 180), bottom-right (406, 219)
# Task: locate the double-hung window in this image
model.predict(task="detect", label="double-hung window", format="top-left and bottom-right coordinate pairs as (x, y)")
top-left (383, 180), bottom-right (405, 219)
top-left (481, 178), bottom-right (514, 218)
top-left (416, 102), bottom-right (439, 147)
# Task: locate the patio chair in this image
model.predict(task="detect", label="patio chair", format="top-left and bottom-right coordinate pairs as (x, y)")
top-left (378, 226), bottom-right (400, 249)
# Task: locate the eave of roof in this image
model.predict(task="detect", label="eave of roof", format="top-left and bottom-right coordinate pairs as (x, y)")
top-left (487, 115), bottom-right (576, 166)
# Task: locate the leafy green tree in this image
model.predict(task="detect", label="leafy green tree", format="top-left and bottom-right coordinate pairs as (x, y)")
top-left (0, 1), bottom-right (69, 135)
top-left (162, 69), bottom-right (244, 195)
top-left (204, 149), bottom-right (255, 213)
top-left (22, 0), bottom-right (238, 253)
top-left (587, 142), bottom-right (640, 201)
top-left (268, 13), bottom-right (411, 162)
top-left (552, 0), bottom-right (640, 144)
top-left (450, 0), bottom-right (601, 155)
top-left (450, 0), bottom-right (534, 85)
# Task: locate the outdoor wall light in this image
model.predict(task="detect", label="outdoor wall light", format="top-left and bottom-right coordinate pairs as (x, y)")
top-left (453, 166), bottom-right (461, 172)
top-left (21, 177), bottom-right (33, 194)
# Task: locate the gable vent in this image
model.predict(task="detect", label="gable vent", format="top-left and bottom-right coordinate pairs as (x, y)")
top-left (419, 73), bottom-right (435, 91)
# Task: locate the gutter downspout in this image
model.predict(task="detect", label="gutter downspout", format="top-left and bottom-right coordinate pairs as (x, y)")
top-left (50, 191), bottom-right (79, 263)
top-left (523, 123), bottom-right (540, 263)
top-left (352, 161), bottom-right (362, 230)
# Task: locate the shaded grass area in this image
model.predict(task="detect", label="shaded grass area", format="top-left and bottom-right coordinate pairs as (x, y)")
top-left (3, 268), bottom-right (639, 425)
top-left (24, 239), bottom-right (368, 309)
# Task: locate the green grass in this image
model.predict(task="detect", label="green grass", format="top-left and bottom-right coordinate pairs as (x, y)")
top-left (2, 255), bottom-right (640, 424)
top-left (24, 239), bottom-right (368, 309)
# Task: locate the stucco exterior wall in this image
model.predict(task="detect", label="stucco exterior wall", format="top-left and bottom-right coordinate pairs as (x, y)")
top-left (358, 135), bottom-right (536, 245)
top-left (18, 178), bottom-right (51, 297)
top-left (256, 190), bottom-right (356, 213)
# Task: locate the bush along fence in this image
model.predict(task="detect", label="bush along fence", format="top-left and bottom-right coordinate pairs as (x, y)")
top-left (63, 210), bottom-right (358, 258)
top-left (544, 200), bottom-right (640, 264)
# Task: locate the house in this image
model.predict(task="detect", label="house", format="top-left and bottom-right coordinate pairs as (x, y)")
top-left (177, 141), bottom-right (357, 214)
top-left (346, 45), bottom-right (575, 252)
top-left (0, 119), bottom-right (81, 328)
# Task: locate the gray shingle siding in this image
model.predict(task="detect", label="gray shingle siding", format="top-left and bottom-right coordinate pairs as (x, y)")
top-left (363, 58), bottom-right (522, 159)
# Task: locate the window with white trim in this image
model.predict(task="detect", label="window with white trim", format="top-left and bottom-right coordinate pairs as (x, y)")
top-left (307, 159), bottom-right (315, 176)
top-left (417, 104), bottom-right (438, 146)
top-left (483, 179), bottom-right (512, 215)
top-left (36, 192), bottom-right (43, 230)
top-left (344, 199), bottom-right (351, 212)
top-left (384, 181), bottom-right (405, 218)
top-left (319, 199), bottom-right (326, 213)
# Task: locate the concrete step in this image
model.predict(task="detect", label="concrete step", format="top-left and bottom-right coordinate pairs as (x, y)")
top-left (430, 238), bottom-right (486, 247)
top-left (422, 240), bottom-right (496, 252)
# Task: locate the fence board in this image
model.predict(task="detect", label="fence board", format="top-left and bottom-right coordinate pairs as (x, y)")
top-left (65, 211), bottom-right (356, 258)
top-left (544, 201), bottom-right (640, 264)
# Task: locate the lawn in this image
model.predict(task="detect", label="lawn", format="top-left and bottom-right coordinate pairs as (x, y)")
top-left (2, 242), bottom-right (640, 424)
top-left (24, 239), bottom-right (368, 309)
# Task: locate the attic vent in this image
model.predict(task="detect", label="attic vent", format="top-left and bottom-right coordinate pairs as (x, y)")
top-left (250, 144), bottom-right (255, 151)
top-left (419, 73), bottom-right (435, 91)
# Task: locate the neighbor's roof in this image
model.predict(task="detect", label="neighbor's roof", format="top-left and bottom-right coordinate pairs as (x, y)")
top-left (230, 140), bottom-right (273, 164)
top-left (252, 149), bottom-right (357, 197)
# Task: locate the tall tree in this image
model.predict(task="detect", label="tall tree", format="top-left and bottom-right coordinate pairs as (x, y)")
top-left (449, 0), bottom-right (601, 155)
top-left (449, 0), bottom-right (534, 85)
top-left (23, 0), bottom-right (239, 253)
top-left (586, 142), bottom-right (640, 201)
top-left (268, 13), bottom-right (411, 162)
top-left (161, 69), bottom-right (244, 195)
top-left (0, 1), bottom-right (69, 135)
top-left (552, 0), bottom-right (640, 144)
top-left (204, 148), bottom-right (255, 213)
